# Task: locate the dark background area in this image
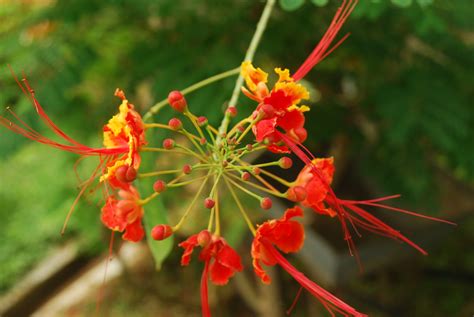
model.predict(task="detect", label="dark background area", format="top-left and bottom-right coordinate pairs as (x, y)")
top-left (0, 1), bottom-right (472, 316)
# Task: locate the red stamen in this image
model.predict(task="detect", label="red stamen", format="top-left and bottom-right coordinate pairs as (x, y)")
top-left (293, 0), bottom-right (358, 81)
top-left (265, 242), bottom-right (367, 317)
top-left (286, 286), bottom-right (303, 315)
top-left (201, 261), bottom-right (211, 317)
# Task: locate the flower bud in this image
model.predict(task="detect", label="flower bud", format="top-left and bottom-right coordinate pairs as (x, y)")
top-left (293, 127), bottom-right (307, 143)
top-left (260, 197), bottom-right (272, 210)
top-left (204, 198), bottom-right (215, 209)
top-left (151, 224), bottom-right (173, 241)
top-left (286, 186), bottom-right (307, 202)
top-left (153, 180), bottom-right (166, 193)
top-left (252, 167), bottom-right (261, 175)
top-left (241, 172), bottom-right (251, 181)
top-left (226, 106), bottom-right (237, 117)
top-left (197, 116), bottom-right (208, 127)
top-left (168, 118), bottom-right (182, 130)
top-left (197, 230), bottom-right (212, 247)
top-left (246, 144), bottom-right (253, 151)
top-left (163, 138), bottom-right (175, 150)
top-left (167, 90), bottom-right (187, 112)
top-left (200, 137), bottom-right (207, 145)
top-left (279, 157), bottom-right (293, 169)
top-left (182, 164), bottom-right (192, 174)
top-left (115, 165), bottom-right (137, 183)
top-left (260, 104), bottom-right (275, 118)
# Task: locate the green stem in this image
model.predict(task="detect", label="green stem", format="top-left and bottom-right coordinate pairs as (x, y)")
top-left (224, 174), bottom-right (263, 202)
top-left (143, 67), bottom-right (240, 121)
top-left (216, 0), bottom-right (276, 144)
top-left (172, 172), bottom-right (211, 231)
top-left (225, 178), bottom-right (256, 236)
top-left (227, 172), bottom-right (285, 198)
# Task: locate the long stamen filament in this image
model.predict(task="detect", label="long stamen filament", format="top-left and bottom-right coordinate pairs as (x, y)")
top-left (172, 172), bottom-right (212, 231)
top-left (225, 178), bottom-right (256, 235)
top-left (143, 67), bottom-right (240, 121)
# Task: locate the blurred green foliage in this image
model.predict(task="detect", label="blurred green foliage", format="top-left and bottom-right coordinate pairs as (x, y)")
top-left (0, 1), bottom-right (472, 312)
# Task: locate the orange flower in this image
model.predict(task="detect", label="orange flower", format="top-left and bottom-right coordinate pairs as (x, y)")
top-left (101, 89), bottom-right (147, 189)
top-left (241, 62), bottom-right (310, 153)
top-left (101, 185), bottom-right (144, 242)
top-left (0, 75), bottom-right (146, 189)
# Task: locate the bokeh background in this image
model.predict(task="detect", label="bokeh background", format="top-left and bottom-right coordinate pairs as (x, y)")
top-left (0, 0), bottom-right (472, 316)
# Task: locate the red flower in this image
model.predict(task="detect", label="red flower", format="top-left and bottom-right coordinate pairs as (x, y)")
top-left (101, 185), bottom-right (145, 242)
top-left (252, 206), bottom-right (366, 317)
top-left (251, 206), bottom-right (305, 283)
top-left (294, 157), bottom-right (337, 217)
top-left (179, 230), bottom-right (243, 317)
top-left (290, 150), bottom-right (455, 257)
top-left (0, 74), bottom-right (146, 189)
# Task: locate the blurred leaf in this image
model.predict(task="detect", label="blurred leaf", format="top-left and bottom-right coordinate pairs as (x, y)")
top-left (391, 0), bottom-right (413, 7)
top-left (143, 196), bottom-right (173, 270)
top-left (310, 0), bottom-right (328, 7)
top-left (279, 0), bottom-right (305, 11)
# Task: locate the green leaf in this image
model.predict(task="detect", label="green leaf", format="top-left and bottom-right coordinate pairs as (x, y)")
top-left (279, 0), bottom-right (305, 11)
top-left (391, 0), bottom-right (413, 7)
top-left (416, 0), bottom-right (433, 8)
top-left (143, 195), bottom-right (173, 270)
top-left (310, 0), bottom-right (328, 7)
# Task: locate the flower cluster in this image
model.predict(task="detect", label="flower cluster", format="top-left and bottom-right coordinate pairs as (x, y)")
top-left (1, 1), bottom-right (454, 316)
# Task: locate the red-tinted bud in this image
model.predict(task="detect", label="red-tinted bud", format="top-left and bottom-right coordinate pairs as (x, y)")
top-left (197, 230), bottom-right (212, 247)
top-left (168, 90), bottom-right (187, 112)
top-left (241, 172), bottom-right (251, 181)
top-left (115, 165), bottom-right (128, 183)
top-left (200, 137), bottom-right (207, 145)
top-left (182, 164), bottom-right (192, 174)
top-left (279, 157), bottom-right (293, 169)
top-left (115, 165), bottom-right (136, 183)
top-left (153, 180), bottom-right (166, 193)
top-left (168, 118), bottom-right (182, 130)
top-left (125, 166), bottom-right (137, 182)
top-left (204, 198), bottom-right (215, 209)
top-left (151, 224), bottom-right (173, 241)
top-left (237, 125), bottom-right (245, 133)
top-left (246, 144), bottom-right (253, 151)
top-left (252, 167), bottom-right (261, 175)
top-left (260, 197), bottom-right (272, 210)
top-left (163, 138), bottom-right (175, 149)
top-left (286, 186), bottom-right (307, 202)
top-left (222, 160), bottom-right (228, 167)
top-left (293, 127), bottom-right (307, 143)
top-left (260, 104), bottom-right (275, 118)
top-left (226, 106), bottom-right (237, 117)
top-left (197, 116), bottom-right (208, 127)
